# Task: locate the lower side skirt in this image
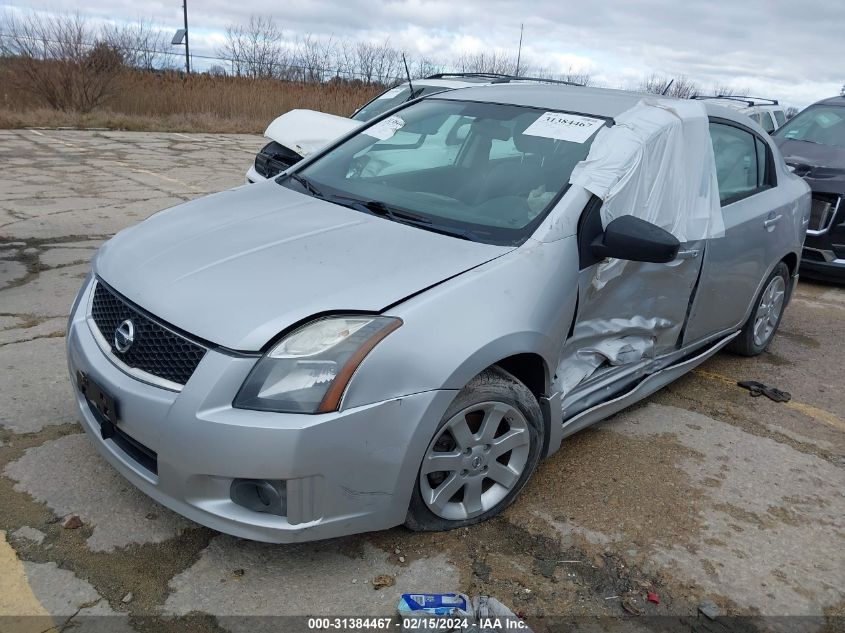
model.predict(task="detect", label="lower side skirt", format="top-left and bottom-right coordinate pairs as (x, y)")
top-left (559, 330), bottom-right (740, 440)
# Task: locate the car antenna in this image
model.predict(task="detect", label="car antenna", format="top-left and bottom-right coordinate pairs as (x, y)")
top-left (661, 79), bottom-right (674, 95)
top-left (402, 53), bottom-right (415, 97)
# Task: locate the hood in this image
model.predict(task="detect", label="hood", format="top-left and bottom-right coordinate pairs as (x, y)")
top-left (96, 181), bottom-right (511, 351)
top-left (776, 138), bottom-right (845, 192)
top-left (264, 109), bottom-right (362, 158)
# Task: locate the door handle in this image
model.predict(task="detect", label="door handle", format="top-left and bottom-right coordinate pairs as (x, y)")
top-left (764, 214), bottom-right (783, 229)
top-left (675, 249), bottom-right (700, 260)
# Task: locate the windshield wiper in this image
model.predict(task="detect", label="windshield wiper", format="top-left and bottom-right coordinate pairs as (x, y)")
top-left (302, 190), bottom-right (482, 242)
top-left (323, 194), bottom-right (431, 224)
top-left (288, 173), bottom-right (325, 198)
top-left (355, 199), bottom-right (432, 225)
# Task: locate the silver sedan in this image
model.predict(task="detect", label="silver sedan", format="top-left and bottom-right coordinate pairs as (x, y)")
top-left (66, 84), bottom-right (809, 542)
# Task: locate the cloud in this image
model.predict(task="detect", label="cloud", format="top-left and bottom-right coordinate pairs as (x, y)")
top-left (2, 0), bottom-right (840, 107)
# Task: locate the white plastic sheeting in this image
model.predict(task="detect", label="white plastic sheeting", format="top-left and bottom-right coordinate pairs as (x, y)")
top-left (557, 99), bottom-right (724, 396)
top-left (570, 98), bottom-right (724, 242)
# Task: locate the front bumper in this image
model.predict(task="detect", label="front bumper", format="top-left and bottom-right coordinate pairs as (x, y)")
top-left (66, 279), bottom-right (456, 542)
top-left (245, 165), bottom-right (266, 184)
top-left (800, 246), bottom-right (845, 281)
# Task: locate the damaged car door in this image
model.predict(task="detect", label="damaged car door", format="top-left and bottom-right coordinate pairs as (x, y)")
top-left (557, 196), bottom-right (704, 421)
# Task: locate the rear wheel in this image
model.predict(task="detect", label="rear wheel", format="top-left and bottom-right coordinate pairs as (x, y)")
top-left (405, 367), bottom-right (543, 532)
top-left (728, 262), bottom-right (789, 356)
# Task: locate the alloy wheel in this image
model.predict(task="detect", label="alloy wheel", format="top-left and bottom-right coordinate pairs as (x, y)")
top-left (752, 275), bottom-right (786, 347)
top-left (419, 401), bottom-right (531, 520)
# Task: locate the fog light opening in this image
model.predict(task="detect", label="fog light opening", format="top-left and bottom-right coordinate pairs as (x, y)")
top-left (230, 479), bottom-right (287, 516)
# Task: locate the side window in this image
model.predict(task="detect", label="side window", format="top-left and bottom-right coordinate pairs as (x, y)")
top-left (759, 112), bottom-right (776, 133)
top-left (709, 122), bottom-right (771, 204)
top-left (773, 110), bottom-right (786, 128)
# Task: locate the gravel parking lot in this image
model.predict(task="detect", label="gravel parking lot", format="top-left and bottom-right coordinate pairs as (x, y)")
top-left (1, 129), bottom-right (843, 632)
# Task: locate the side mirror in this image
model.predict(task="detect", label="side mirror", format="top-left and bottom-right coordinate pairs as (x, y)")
top-left (591, 215), bottom-right (680, 264)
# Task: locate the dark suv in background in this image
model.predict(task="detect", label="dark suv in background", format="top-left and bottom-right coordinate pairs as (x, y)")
top-left (773, 95), bottom-right (845, 280)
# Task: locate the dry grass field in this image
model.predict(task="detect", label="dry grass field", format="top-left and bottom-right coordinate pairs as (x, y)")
top-left (0, 66), bottom-right (384, 132)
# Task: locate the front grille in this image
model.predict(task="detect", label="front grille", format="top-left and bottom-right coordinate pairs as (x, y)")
top-left (808, 193), bottom-right (841, 233)
top-left (90, 281), bottom-right (207, 386)
top-left (254, 141), bottom-right (301, 178)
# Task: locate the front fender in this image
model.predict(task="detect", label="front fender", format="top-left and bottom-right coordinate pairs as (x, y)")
top-left (340, 237), bottom-right (579, 412)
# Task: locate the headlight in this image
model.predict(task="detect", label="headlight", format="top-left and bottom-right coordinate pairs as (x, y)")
top-left (234, 316), bottom-right (402, 414)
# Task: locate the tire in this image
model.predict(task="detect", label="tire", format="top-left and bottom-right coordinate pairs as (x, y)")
top-left (405, 366), bottom-right (543, 532)
top-left (728, 261), bottom-right (789, 357)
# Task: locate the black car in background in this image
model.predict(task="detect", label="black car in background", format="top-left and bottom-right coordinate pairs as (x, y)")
top-left (773, 96), bottom-right (845, 281)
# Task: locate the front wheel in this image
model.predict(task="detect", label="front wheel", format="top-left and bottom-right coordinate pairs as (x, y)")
top-left (405, 367), bottom-right (543, 532)
top-left (728, 261), bottom-right (789, 356)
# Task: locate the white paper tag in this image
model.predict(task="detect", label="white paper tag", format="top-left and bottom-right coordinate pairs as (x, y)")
top-left (364, 115), bottom-right (405, 140)
top-left (523, 112), bottom-right (605, 143)
top-left (376, 87), bottom-right (404, 100)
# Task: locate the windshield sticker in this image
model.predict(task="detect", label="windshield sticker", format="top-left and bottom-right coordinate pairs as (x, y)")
top-left (376, 87), bottom-right (404, 100)
top-left (364, 115), bottom-right (406, 140)
top-left (522, 112), bottom-right (605, 143)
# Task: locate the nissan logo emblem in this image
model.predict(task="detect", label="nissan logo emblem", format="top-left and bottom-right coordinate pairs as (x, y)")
top-left (114, 319), bottom-right (135, 353)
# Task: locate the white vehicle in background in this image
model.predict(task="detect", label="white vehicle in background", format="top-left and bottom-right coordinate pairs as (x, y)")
top-left (246, 73), bottom-right (582, 183)
top-left (693, 95), bottom-right (787, 134)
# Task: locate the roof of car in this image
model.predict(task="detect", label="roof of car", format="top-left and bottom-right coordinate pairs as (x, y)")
top-left (429, 83), bottom-right (751, 124)
top-left (815, 95), bottom-right (845, 107)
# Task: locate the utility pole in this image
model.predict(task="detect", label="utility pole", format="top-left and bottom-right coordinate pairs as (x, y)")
top-left (182, 0), bottom-right (190, 74)
top-left (515, 23), bottom-right (523, 76)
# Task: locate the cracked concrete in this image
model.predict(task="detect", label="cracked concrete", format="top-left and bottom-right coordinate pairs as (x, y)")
top-left (164, 538), bottom-right (459, 632)
top-left (611, 403), bottom-right (844, 616)
top-left (0, 337), bottom-right (76, 433)
top-left (0, 129), bottom-right (843, 630)
top-left (5, 434), bottom-right (192, 551)
top-left (24, 561), bottom-right (138, 631)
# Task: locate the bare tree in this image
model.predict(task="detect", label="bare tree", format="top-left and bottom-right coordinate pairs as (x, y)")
top-left (411, 56), bottom-right (444, 79)
top-left (2, 10), bottom-right (124, 112)
top-left (786, 105), bottom-right (800, 119)
top-left (335, 38), bottom-right (357, 80)
top-left (530, 65), bottom-right (593, 86)
top-left (218, 15), bottom-right (287, 79)
top-left (637, 73), bottom-right (699, 99)
top-left (101, 18), bottom-right (172, 70)
top-left (559, 69), bottom-right (593, 86)
top-left (454, 50), bottom-right (518, 75)
top-left (295, 33), bottom-right (335, 82)
top-left (371, 40), bottom-right (400, 85)
top-left (355, 41), bottom-right (380, 84)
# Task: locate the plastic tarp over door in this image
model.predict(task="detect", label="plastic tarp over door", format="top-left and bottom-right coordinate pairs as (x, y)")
top-left (557, 99), bottom-right (723, 400)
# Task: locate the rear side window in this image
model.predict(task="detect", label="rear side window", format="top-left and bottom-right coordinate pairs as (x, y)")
top-left (773, 110), bottom-right (786, 127)
top-left (759, 112), bottom-right (775, 133)
top-left (709, 122), bottom-right (772, 205)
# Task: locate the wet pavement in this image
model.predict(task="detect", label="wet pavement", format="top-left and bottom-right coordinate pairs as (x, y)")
top-left (0, 129), bottom-right (843, 632)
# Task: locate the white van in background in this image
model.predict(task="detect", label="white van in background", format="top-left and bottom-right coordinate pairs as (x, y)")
top-left (694, 96), bottom-right (787, 134)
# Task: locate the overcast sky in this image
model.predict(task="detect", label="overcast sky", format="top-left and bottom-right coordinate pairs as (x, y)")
top-left (3, 0), bottom-right (842, 108)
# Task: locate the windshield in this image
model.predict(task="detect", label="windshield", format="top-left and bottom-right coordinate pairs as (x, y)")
top-left (287, 99), bottom-right (605, 246)
top-left (352, 85), bottom-right (451, 121)
top-left (773, 105), bottom-right (845, 149)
